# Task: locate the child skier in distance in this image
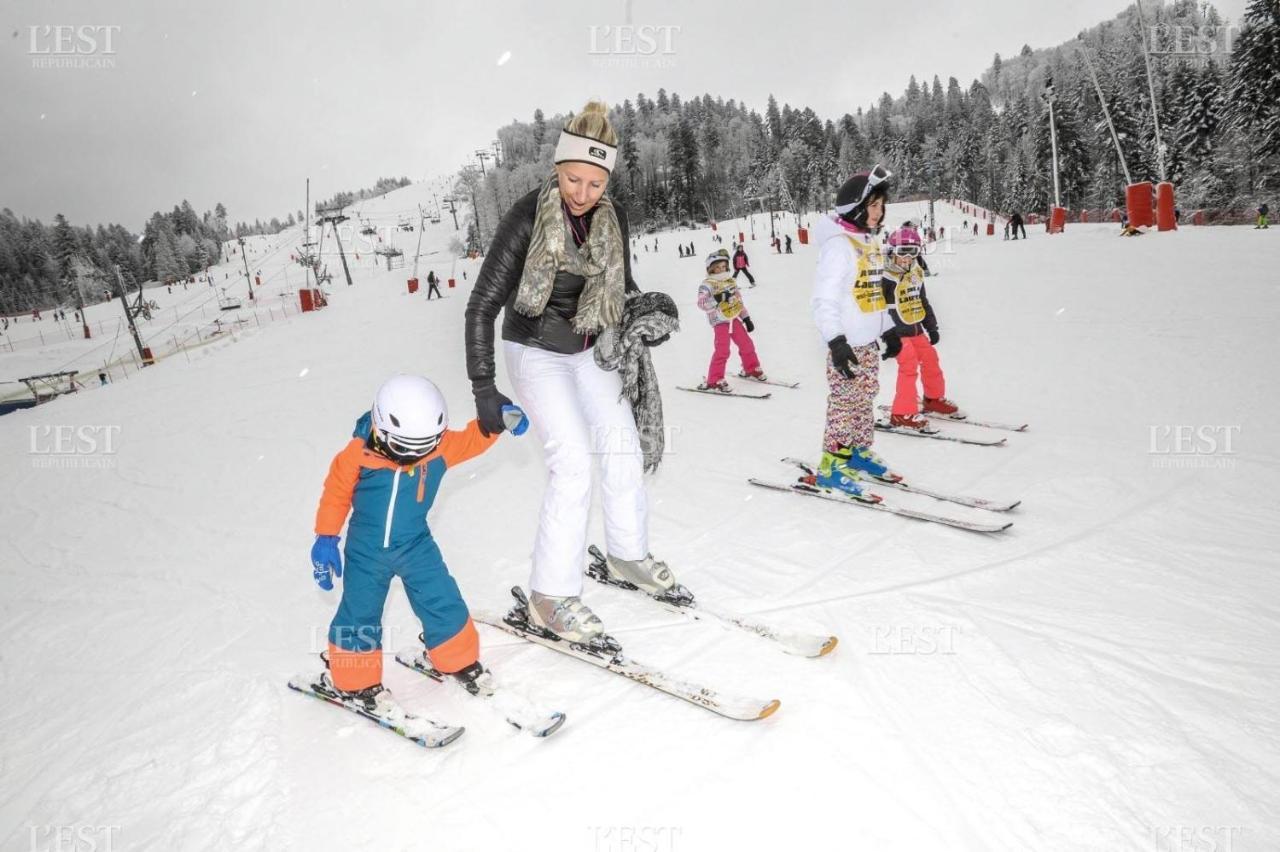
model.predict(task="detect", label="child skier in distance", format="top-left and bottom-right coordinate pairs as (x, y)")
top-left (810, 165), bottom-right (897, 498)
top-left (308, 374), bottom-right (527, 715)
top-left (880, 227), bottom-right (961, 430)
top-left (697, 249), bottom-right (766, 391)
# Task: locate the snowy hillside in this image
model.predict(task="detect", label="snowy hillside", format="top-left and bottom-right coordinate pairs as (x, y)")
top-left (2, 197), bottom-right (1278, 852)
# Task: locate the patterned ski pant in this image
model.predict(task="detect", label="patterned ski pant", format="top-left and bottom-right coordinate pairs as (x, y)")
top-left (823, 342), bottom-right (880, 451)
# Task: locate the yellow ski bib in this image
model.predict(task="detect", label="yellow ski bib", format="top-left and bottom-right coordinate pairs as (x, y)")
top-left (894, 266), bottom-right (927, 325)
top-left (847, 236), bottom-right (886, 314)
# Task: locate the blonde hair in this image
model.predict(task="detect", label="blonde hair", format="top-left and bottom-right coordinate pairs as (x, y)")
top-left (565, 100), bottom-right (618, 146)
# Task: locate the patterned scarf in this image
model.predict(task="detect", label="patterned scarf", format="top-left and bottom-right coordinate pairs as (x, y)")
top-left (515, 175), bottom-right (627, 334)
top-left (593, 291), bottom-right (680, 473)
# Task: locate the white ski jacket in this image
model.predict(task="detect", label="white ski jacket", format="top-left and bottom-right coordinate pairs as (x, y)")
top-left (810, 214), bottom-right (890, 347)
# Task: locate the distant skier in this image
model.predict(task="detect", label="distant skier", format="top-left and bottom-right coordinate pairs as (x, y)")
top-left (309, 374), bottom-right (524, 710)
top-left (732, 246), bottom-right (756, 286)
top-left (785, 235), bottom-right (793, 253)
top-left (697, 249), bottom-right (766, 391)
top-left (426, 270), bottom-right (442, 300)
top-left (1009, 211), bottom-right (1027, 240)
top-left (880, 226), bottom-right (960, 431)
top-left (810, 165), bottom-right (896, 498)
top-left (1258, 204), bottom-right (1270, 229)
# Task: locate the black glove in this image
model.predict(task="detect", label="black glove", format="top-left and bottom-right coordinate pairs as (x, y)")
top-left (713, 291), bottom-right (730, 304)
top-left (643, 333), bottom-right (670, 348)
top-left (473, 385), bottom-right (514, 437)
top-left (927, 327), bottom-right (940, 345)
top-left (743, 316), bottom-right (755, 333)
top-left (827, 335), bottom-right (858, 379)
top-left (880, 330), bottom-right (902, 360)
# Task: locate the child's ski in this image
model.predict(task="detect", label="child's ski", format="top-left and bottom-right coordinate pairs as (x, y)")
top-left (677, 385), bottom-right (771, 400)
top-left (583, 544), bottom-right (837, 658)
top-left (474, 588), bottom-right (781, 722)
top-left (780, 457), bottom-right (1020, 512)
top-left (288, 672), bottom-right (465, 749)
top-left (879, 405), bottom-right (1027, 432)
top-left (748, 468), bottom-right (1012, 534)
top-left (737, 372), bottom-right (800, 389)
top-left (393, 647), bottom-right (566, 738)
top-left (874, 419), bottom-right (1007, 446)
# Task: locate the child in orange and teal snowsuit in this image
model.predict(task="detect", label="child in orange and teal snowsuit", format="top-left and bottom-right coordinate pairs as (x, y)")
top-left (309, 374), bottom-right (526, 706)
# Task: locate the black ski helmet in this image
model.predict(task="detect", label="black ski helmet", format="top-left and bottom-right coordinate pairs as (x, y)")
top-left (835, 164), bottom-right (893, 229)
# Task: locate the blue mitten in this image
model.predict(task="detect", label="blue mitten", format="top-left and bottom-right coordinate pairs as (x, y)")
top-left (501, 404), bottom-right (530, 437)
top-left (311, 535), bottom-right (343, 590)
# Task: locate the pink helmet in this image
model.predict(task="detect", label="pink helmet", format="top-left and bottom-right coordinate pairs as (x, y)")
top-left (887, 227), bottom-right (922, 250)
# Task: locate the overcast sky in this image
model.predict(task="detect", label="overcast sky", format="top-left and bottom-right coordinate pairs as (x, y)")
top-left (1, 0), bottom-right (1247, 231)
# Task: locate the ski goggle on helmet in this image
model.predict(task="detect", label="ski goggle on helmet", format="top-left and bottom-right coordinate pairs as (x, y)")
top-left (834, 164), bottom-right (893, 217)
top-left (887, 227), bottom-right (922, 256)
top-left (371, 374), bottom-right (448, 461)
top-left (705, 249), bottom-right (731, 272)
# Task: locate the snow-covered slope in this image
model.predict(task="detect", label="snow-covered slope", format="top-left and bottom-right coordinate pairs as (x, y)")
top-left (2, 199), bottom-right (1277, 852)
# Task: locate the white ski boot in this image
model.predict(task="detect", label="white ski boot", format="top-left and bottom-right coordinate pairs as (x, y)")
top-left (527, 591), bottom-right (606, 643)
top-left (605, 553), bottom-right (676, 595)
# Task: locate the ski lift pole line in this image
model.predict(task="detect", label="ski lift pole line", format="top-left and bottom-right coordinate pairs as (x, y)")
top-left (1077, 39), bottom-right (1133, 186)
top-left (1045, 86), bottom-right (1062, 209)
top-left (1134, 0), bottom-right (1167, 182)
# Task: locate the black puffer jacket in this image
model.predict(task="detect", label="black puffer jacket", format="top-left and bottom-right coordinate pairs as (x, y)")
top-left (464, 189), bottom-right (640, 391)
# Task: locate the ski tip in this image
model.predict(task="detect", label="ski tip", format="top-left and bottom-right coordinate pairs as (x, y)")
top-left (818, 636), bottom-right (839, 657)
top-left (435, 727), bottom-right (467, 748)
top-left (533, 712), bottom-right (568, 738)
top-left (757, 699), bottom-right (782, 720)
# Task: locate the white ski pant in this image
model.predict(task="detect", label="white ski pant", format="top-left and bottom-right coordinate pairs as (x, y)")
top-left (504, 341), bottom-right (649, 596)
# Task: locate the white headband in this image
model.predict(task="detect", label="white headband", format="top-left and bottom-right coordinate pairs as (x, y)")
top-left (554, 129), bottom-right (617, 173)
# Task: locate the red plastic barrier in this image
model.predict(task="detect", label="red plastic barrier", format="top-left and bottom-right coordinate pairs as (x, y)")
top-left (1110, 209), bottom-right (1124, 223)
top-left (711, 222), bottom-right (718, 232)
top-left (738, 231), bottom-right (745, 244)
top-left (797, 227), bottom-right (809, 245)
top-left (986, 223), bottom-right (995, 236)
top-left (407, 278), bottom-right (418, 294)
top-left (447, 278), bottom-right (456, 289)
top-left (1191, 210), bottom-right (1206, 226)
top-left (1155, 182), bottom-right (1177, 232)
top-left (141, 347), bottom-right (155, 366)
top-left (1126, 182), bottom-right (1155, 228)
top-left (1049, 207), bottom-right (1067, 234)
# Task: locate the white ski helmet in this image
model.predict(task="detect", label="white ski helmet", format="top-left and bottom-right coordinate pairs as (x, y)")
top-left (371, 375), bottom-right (448, 459)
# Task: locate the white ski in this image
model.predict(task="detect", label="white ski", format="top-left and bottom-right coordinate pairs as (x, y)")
top-left (748, 473), bottom-right (1012, 534)
top-left (874, 419), bottom-right (1007, 446)
top-left (393, 648), bottom-right (566, 738)
top-left (677, 385), bottom-right (771, 399)
top-left (474, 589), bottom-right (781, 722)
top-left (288, 671), bottom-right (465, 749)
top-left (878, 404), bottom-right (1028, 432)
top-left (584, 544), bottom-right (837, 658)
top-left (780, 457), bottom-right (1020, 512)
top-left (737, 372), bottom-right (800, 389)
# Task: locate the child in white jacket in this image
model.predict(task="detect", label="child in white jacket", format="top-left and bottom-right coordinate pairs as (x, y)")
top-left (810, 165), bottom-right (897, 497)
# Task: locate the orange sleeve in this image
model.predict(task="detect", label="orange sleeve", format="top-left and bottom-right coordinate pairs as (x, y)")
top-left (438, 419), bottom-right (499, 469)
top-left (314, 439), bottom-right (364, 535)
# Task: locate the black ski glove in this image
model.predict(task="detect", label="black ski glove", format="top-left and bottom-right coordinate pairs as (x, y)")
top-left (827, 335), bottom-right (858, 379)
top-left (643, 333), bottom-right (670, 348)
top-left (927, 327), bottom-right (940, 345)
top-left (743, 316), bottom-right (755, 333)
top-left (880, 330), bottom-right (902, 360)
top-left (473, 384), bottom-right (514, 437)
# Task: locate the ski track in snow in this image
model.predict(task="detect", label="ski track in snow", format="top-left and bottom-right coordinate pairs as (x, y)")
top-left (2, 190), bottom-right (1279, 851)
